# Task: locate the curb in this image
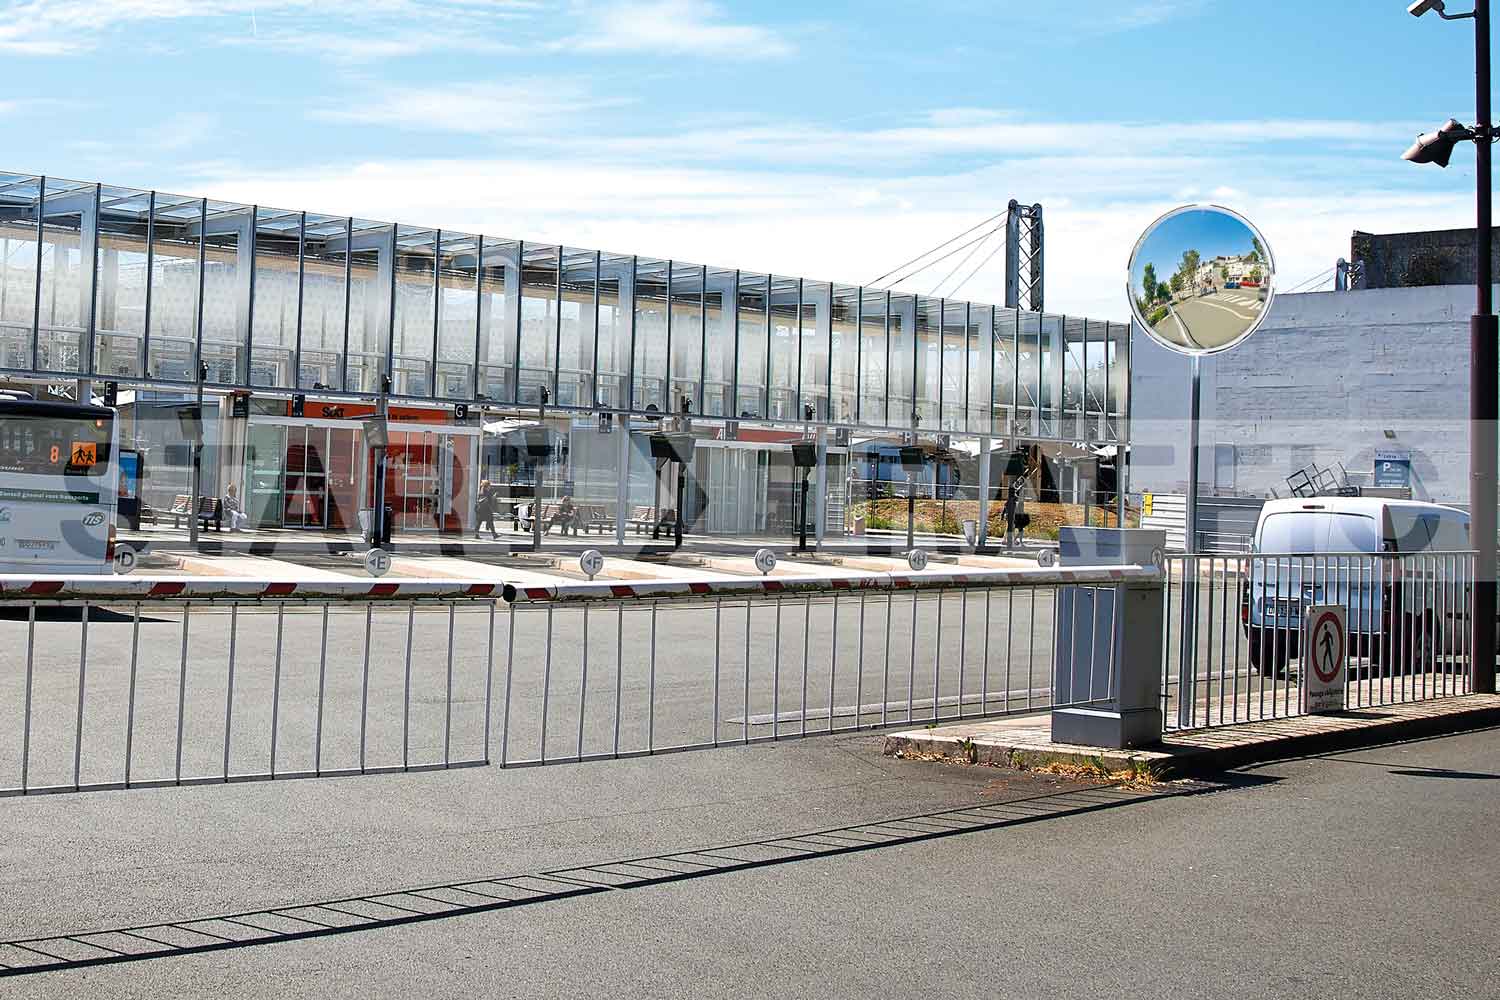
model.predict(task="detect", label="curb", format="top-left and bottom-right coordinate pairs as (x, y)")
top-left (883, 698), bottom-right (1500, 778)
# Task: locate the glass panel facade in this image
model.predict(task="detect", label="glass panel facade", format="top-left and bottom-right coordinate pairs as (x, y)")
top-left (1109, 322), bottom-right (1130, 441)
top-left (1016, 311), bottom-right (1040, 437)
top-left (146, 194), bottom-right (201, 381)
top-left (518, 242), bottom-right (557, 406)
top-left (966, 303), bottom-right (990, 435)
top-left (38, 178), bottom-right (93, 374)
top-left (830, 284), bottom-right (858, 425)
top-left (1040, 313), bottom-right (1063, 437)
top-left (557, 247), bottom-right (595, 409)
top-left (346, 219), bottom-right (392, 395)
top-left (299, 214), bottom-right (348, 391)
top-left (735, 272), bottom-right (767, 419)
top-left (800, 280), bottom-right (830, 422)
top-left (250, 207), bottom-right (300, 388)
top-left (392, 225), bottom-right (436, 397)
top-left (858, 288), bottom-right (886, 426)
top-left (887, 293), bottom-right (915, 429)
top-left (941, 299), bottom-right (966, 432)
top-left (992, 307), bottom-right (1018, 436)
top-left (669, 262), bottom-right (703, 414)
top-left (0, 173), bottom-right (41, 370)
top-left (200, 199), bottom-right (251, 385)
top-left (436, 232), bottom-right (479, 400)
top-left (477, 237), bottom-right (518, 402)
top-left (1085, 318), bottom-right (1107, 441)
top-left (596, 253), bottom-right (631, 409)
top-left (703, 267), bottom-right (735, 417)
top-left (1063, 315), bottom-right (1086, 441)
top-left (914, 296), bottom-right (941, 430)
top-left (632, 257), bottom-right (668, 413)
top-left (93, 185), bottom-right (150, 379)
top-left (768, 276), bottom-right (798, 421)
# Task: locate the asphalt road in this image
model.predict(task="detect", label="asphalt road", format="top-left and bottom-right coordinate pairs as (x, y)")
top-left (5, 721), bottom-right (1497, 997)
top-left (1152, 290), bottom-right (1265, 350)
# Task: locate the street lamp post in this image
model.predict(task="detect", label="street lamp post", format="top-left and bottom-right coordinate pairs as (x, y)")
top-left (1405, 0), bottom-right (1497, 693)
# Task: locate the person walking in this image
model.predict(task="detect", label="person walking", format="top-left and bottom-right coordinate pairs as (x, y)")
top-left (475, 480), bottom-right (500, 540)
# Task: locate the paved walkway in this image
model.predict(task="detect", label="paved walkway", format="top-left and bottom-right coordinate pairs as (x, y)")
top-left (884, 693), bottom-right (1500, 775)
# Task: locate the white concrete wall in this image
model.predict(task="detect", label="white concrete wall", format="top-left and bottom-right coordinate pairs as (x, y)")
top-left (1130, 285), bottom-right (1485, 503)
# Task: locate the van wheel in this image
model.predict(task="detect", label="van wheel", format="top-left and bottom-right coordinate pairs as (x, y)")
top-left (1248, 628), bottom-right (1290, 677)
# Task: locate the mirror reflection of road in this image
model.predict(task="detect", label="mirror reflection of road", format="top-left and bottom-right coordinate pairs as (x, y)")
top-left (1153, 289), bottom-right (1264, 350)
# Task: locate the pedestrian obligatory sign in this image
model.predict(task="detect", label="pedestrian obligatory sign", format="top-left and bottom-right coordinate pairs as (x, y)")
top-left (1305, 604), bottom-right (1347, 713)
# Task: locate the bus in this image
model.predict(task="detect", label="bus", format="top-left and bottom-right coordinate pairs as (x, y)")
top-left (0, 396), bottom-right (120, 575)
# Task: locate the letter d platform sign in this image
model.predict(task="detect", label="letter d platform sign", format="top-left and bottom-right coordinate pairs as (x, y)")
top-left (1305, 605), bottom-right (1347, 714)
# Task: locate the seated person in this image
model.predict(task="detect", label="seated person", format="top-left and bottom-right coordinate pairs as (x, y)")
top-left (546, 496), bottom-right (583, 536)
top-left (222, 484), bottom-right (250, 532)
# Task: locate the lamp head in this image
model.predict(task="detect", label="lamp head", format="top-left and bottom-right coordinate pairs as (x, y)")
top-left (1402, 118), bottom-right (1475, 167)
top-left (1407, 0), bottom-right (1446, 15)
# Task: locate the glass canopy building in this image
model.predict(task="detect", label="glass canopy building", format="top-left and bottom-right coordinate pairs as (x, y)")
top-left (0, 171), bottom-right (1129, 545)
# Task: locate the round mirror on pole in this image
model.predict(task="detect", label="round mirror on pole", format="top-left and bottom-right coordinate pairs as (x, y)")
top-left (1127, 205), bottom-right (1275, 556)
top-left (1128, 205), bottom-right (1275, 355)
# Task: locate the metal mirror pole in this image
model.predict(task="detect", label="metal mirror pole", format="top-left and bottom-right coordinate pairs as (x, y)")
top-left (1177, 353), bottom-right (1201, 728)
top-left (906, 469), bottom-right (916, 550)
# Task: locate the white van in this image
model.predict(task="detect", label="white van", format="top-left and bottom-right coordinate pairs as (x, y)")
top-left (1242, 497), bottom-right (1471, 673)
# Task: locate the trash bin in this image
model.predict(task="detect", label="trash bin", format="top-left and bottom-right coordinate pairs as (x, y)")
top-left (961, 519), bottom-right (978, 547)
top-left (851, 514), bottom-right (866, 537)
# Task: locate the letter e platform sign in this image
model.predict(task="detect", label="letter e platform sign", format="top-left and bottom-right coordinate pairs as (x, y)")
top-left (1305, 604), bottom-right (1347, 713)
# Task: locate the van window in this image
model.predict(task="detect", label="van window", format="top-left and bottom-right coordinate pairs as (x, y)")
top-left (1387, 508), bottom-right (1433, 552)
top-left (1257, 512), bottom-right (1378, 554)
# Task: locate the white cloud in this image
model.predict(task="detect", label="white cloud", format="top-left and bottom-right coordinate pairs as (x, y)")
top-left (0, 0), bottom-right (538, 56)
top-left (311, 80), bottom-right (633, 133)
top-left (558, 0), bottom-right (793, 58)
top-left (176, 134), bottom-right (1474, 327)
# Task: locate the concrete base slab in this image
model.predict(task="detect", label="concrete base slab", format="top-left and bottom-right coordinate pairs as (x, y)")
top-left (884, 694), bottom-right (1500, 777)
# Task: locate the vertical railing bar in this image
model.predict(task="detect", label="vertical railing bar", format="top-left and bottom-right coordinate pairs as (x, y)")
top-left (314, 605), bottom-right (329, 775)
top-left (712, 598), bottom-right (722, 746)
top-left (483, 600), bottom-right (497, 763)
top-left (648, 600), bottom-right (658, 752)
top-left (1218, 557), bottom-right (1229, 725)
top-left (540, 605), bottom-right (554, 763)
top-left (744, 599), bottom-right (752, 743)
top-left (981, 589), bottom-right (991, 715)
top-left (124, 602), bottom-right (141, 788)
top-left (576, 606), bottom-right (590, 760)
top-left (1162, 558), bottom-right (1174, 726)
top-left (1105, 580), bottom-right (1119, 702)
top-left (1232, 558), bottom-right (1242, 724)
top-left (1004, 588), bottom-right (1015, 713)
top-left (907, 591), bottom-right (918, 723)
top-left (72, 603), bottom-right (89, 790)
top-left (221, 604), bottom-right (238, 781)
top-left (773, 595), bottom-right (783, 738)
top-left (801, 597), bottom-right (812, 737)
top-left (855, 591), bottom-right (866, 729)
top-left (20, 602), bottom-right (35, 793)
top-left (881, 590), bottom-right (892, 726)
top-left (402, 603), bottom-right (415, 768)
top-left (931, 590), bottom-right (943, 720)
top-left (174, 603), bottom-right (191, 785)
top-left (1025, 587), bottom-right (1035, 712)
top-left (356, 604), bottom-right (368, 772)
top-left (957, 588), bottom-right (967, 716)
top-left (613, 604), bottom-right (623, 758)
top-left (1089, 581), bottom-right (1102, 708)
top-left (828, 595), bottom-right (840, 730)
top-left (444, 604), bottom-right (456, 767)
top-left (501, 604), bottom-right (516, 766)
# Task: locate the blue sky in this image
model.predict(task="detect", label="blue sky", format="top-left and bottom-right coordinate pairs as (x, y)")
top-left (0, 0), bottom-right (1490, 319)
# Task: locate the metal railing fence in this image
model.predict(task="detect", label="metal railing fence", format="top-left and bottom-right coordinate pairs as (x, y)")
top-left (1163, 551), bottom-right (1476, 731)
top-left (0, 565), bottom-right (1155, 796)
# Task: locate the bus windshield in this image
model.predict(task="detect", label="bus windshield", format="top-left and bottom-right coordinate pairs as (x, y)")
top-left (0, 408), bottom-right (114, 477)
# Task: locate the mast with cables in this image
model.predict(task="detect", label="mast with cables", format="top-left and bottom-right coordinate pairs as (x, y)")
top-left (866, 200), bottom-right (1044, 308)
